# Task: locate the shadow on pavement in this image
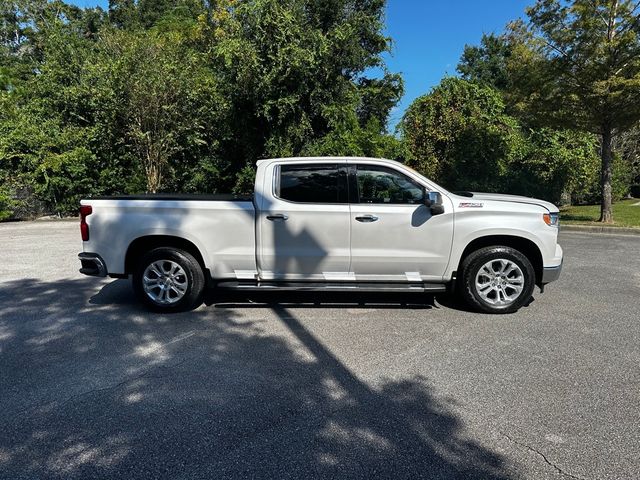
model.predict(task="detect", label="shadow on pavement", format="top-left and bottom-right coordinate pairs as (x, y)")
top-left (0, 277), bottom-right (513, 479)
top-left (90, 277), bottom-right (439, 309)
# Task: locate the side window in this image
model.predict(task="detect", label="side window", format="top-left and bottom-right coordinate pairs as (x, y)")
top-left (277, 164), bottom-right (346, 203)
top-left (356, 165), bottom-right (425, 204)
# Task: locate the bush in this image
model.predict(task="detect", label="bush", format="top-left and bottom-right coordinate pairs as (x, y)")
top-left (401, 78), bottom-right (523, 192)
top-left (33, 147), bottom-right (98, 216)
top-left (631, 184), bottom-right (640, 198)
top-left (0, 187), bottom-right (14, 221)
top-left (0, 175), bottom-right (52, 221)
top-left (612, 155), bottom-right (634, 200)
top-left (233, 164), bottom-right (257, 195)
top-left (506, 129), bottom-right (599, 205)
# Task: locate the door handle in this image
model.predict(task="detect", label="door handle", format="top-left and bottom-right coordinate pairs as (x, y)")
top-left (355, 214), bottom-right (379, 223)
top-left (266, 214), bottom-right (288, 221)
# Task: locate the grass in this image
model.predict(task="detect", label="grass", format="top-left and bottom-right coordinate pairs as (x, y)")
top-left (560, 198), bottom-right (640, 228)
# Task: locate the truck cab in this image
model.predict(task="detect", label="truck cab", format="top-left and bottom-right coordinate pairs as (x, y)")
top-left (255, 158), bottom-right (455, 283)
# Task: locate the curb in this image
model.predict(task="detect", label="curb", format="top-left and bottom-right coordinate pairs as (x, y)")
top-left (0, 217), bottom-right (78, 225)
top-left (561, 225), bottom-right (640, 236)
top-left (34, 217), bottom-right (79, 222)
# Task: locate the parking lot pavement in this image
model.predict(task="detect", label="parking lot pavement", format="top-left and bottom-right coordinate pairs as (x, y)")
top-left (0, 221), bottom-right (638, 480)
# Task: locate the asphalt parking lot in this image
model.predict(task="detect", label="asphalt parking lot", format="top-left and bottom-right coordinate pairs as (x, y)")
top-left (0, 221), bottom-right (638, 480)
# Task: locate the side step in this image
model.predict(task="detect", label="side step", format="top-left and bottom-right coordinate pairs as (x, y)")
top-left (215, 281), bottom-right (447, 294)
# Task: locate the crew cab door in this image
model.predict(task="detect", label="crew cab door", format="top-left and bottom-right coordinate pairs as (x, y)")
top-left (349, 163), bottom-right (454, 282)
top-left (257, 161), bottom-right (351, 280)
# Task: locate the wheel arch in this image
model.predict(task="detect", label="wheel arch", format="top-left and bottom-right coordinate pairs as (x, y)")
top-left (456, 235), bottom-right (543, 285)
top-left (125, 235), bottom-right (208, 277)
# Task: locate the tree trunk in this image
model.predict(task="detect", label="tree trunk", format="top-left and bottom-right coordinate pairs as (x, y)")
top-left (599, 127), bottom-right (613, 223)
top-left (144, 147), bottom-right (162, 194)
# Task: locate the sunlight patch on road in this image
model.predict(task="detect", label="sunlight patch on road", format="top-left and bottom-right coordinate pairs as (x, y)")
top-left (132, 330), bottom-right (195, 362)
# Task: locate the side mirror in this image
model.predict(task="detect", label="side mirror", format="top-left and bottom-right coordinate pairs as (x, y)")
top-left (426, 191), bottom-right (445, 216)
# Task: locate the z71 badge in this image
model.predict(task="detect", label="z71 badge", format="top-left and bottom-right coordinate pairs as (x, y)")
top-left (459, 202), bottom-right (484, 208)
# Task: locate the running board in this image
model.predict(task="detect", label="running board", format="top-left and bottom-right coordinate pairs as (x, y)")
top-left (215, 281), bottom-right (447, 293)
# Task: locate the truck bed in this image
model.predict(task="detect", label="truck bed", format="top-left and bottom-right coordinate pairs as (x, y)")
top-left (80, 195), bottom-right (257, 278)
top-left (86, 194), bottom-right (254, 202)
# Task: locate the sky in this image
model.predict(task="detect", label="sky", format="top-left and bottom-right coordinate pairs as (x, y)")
top-left (382, 0), bottom-right (530, 127)
top-left (70, 0), bottom-right (532, 128)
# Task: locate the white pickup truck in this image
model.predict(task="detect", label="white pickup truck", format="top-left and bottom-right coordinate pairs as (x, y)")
top-left (78, 157), bottom-right (563, 314)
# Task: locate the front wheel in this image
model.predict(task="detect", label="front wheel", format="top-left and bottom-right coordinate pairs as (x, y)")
top-left (133, 247), bottom-right (205, 312)
top-left (460, 246), bottom-right (535, 314)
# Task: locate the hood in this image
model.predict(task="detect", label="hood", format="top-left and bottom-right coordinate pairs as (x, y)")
top-left (462, 192), bottom-right (559, 213)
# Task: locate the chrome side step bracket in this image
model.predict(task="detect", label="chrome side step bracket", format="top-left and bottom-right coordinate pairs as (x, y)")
top-left (215, 281), bottom-right (447, 293)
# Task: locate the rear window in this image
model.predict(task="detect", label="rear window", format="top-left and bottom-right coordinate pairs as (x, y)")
top-left (277, 164), bottom-right (347, 203)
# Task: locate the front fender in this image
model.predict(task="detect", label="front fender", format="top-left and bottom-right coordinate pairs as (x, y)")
top-left (445, 209), bottom-right (558, 279)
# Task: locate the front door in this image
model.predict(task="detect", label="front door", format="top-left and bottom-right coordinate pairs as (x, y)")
top-left (349, 163), bottom-right (454, 282)
top-left (258, 162), bottom-right (351, 281)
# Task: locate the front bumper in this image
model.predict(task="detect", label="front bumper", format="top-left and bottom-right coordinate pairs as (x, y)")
top-left (78, 252), bottom-right (108, 277)
top-left (541, 260), bottom-right (563, 284)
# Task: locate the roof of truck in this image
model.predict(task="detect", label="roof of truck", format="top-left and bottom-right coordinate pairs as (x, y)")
top-left (256, 156), bottom-right (395, 164)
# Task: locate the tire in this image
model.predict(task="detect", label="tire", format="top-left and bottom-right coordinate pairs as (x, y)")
top-left (133, 247), bottom-right (205, 313)
top-left (460, 246), bottom-right (535, 314)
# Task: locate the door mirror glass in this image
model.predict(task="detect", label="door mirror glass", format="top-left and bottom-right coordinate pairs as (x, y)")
top-left (427, 191), bottom-right (442, 205)
top-left (426, 191), bottom-right (445, 215)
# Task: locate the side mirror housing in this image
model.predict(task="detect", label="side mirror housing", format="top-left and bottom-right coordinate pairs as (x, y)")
top-left (426, 191), bottom-right (445, 215)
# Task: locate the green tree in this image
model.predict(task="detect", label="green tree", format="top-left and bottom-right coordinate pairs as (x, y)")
top-left (0, 9), bottom-right (102, 216)
top-left (401, 77), bottom-right (524, 192)
top-left (108, 0), bottom-right (137, 29)
top-left (456, 23), bottom-right (541, 117)
top-left (91, 28), bottom-right (226, 193)
top-left (0, 0), bottom-right (403, 218)
top-left (456, 25), bottom-right (610, 205)
top-left (356, 74), bottom-right (404, 130)
top-left (520, 0), bottom-right (640, 222)
top-left (207, 0), bottom-right (401, 189)
top-left (613, 123), bottom-right (640, 185)
top-left (507, 128), bottom-right (601, 204)
top-left (458, 33), bottom-right (514, 91)
top-left (401, 77), bottom-right (603, 204)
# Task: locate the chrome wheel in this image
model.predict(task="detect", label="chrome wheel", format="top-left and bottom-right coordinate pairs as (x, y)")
top-left (142, 260), bottom-right (188, 305)
top-left (474, 259), bottom-right (524, 307)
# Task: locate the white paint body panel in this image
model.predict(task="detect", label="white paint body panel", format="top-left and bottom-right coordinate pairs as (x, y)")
top-left (349, 203), bottom-right (454, 281)
top-left (256, 159), bottom-right (351, 280)
top-left (81, 199), bottom-right (257, 278)
top-left (81, 157), bottom-right (562, 284)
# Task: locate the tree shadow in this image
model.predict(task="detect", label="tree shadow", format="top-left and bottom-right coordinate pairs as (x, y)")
top-left (559, 212), bottom-right (596, 222)
top-left (0, 277), bottom-right (513, 479)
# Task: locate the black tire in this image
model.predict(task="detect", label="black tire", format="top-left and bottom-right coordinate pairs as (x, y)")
top-left (133, 247), bottom-right (205, 313)
top-left (460, 246), bottom-right (535, 314)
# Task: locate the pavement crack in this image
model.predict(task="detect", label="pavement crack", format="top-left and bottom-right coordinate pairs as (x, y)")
top-left (499, 430), bottom-right (588, 480)
top-left (58, 357), bottom-right (191, 407)
top-left (10, 357), bottom-right (190, 421)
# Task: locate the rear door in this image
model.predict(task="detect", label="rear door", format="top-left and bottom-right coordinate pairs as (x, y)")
top-left (349, 163), bottom-right (454, 282)
top-left (257, 161), bottom-right (351, 281)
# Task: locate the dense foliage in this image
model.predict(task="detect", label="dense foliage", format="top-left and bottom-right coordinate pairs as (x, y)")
top-left (1, 0), bottom-right (638, 221)
top-left (0, 0), bottom-right (403, 217)
top-left (455, 0), bottom-right (640, 222)
top-left (401, 77), bottom-right (604, 205)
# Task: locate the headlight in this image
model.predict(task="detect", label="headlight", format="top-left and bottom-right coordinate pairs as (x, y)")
top-left (543, 212), bottom-right (559, 226)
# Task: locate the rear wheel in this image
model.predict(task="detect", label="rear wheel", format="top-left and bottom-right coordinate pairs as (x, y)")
top-left (133, 247), bottom-right (205, 312)
top-left (460, 246), bottom-right (535, 314)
